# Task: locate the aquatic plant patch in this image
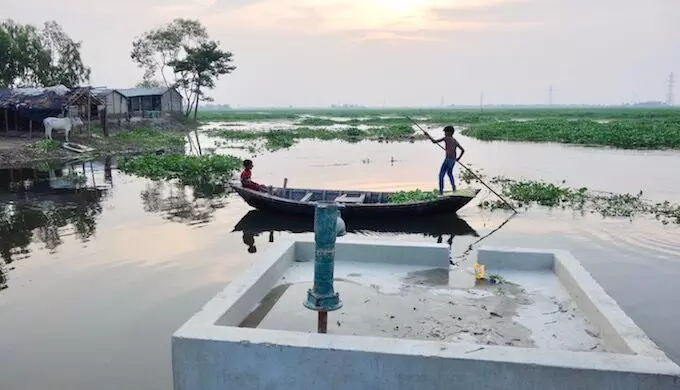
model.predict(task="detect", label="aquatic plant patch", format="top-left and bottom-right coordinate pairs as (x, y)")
top-left (211, 124), bottom-right (416, 151)
top-left (199, 107), bottom-right (680, 125)
top-left (118, 154), bottom-right (242, 187)
top-left (459, 168), bottom-right (680, 225)
top-left (462, 119), bottom-right (680, 149)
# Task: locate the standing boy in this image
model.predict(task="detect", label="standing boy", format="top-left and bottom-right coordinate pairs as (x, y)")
top-left (430, 125), bottom-right (465, 194)
top-left (240, 159), bottom-right (267, 192)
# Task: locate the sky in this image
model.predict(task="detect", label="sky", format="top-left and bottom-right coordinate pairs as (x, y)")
top-left (5, 0), bottom-right (680, 107)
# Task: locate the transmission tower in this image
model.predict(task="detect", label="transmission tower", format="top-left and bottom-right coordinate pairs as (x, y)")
top-left (667, 73), bottom-right (675, 106)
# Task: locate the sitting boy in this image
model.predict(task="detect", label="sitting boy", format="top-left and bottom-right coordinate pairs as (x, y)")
top-left (240, 159), bottom-right (267, 192)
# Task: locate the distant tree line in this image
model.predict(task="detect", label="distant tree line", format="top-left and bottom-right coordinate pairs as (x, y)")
top-left (0, 19), bottom-right (91, 88)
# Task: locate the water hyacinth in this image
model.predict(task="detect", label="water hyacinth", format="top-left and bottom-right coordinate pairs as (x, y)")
top-left (118, 154), bottom-right (242, 187)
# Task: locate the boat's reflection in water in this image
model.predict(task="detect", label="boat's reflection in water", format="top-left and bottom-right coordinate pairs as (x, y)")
top-left (233, 210), bottom-right (479, 254)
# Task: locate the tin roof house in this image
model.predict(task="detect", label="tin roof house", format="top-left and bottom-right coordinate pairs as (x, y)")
top-left (117, 87), bottom-right (183, 117)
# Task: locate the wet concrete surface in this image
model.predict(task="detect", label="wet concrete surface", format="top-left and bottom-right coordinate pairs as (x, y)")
top-left (0, 138), bottom-right (679, 390)
top-left (251, 264), bottom-right (607, 352)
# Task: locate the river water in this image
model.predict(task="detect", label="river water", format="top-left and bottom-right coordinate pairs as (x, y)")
top-left (1, 135), bottom-right (679, 390)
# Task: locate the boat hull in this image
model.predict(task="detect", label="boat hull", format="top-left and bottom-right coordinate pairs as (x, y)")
top-left (233, 185), bottom-right (479, 218)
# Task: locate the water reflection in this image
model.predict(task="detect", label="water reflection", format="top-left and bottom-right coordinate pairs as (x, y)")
top-left (233, 210), bottom-right (479, 254)
top-left (0, 160), bottom-right (110, 289)
top-left (140, 181), bottom-right (231, 226)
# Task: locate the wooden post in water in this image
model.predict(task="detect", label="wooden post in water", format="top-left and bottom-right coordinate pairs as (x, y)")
top-left (104, 156), bottom-right (113, 187)
top-left (90, 161), bottom-right (96, 187)
top-left (87, 86), bottom-right (91, 133)
top-left (101, 106), bottom-right (109, 137)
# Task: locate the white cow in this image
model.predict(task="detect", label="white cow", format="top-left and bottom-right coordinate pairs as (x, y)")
top-left (43, 116), bottom-right (84, 143)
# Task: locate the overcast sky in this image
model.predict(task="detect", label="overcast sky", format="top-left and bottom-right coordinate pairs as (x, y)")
top-left (6, 0), bottom-right (679, 107)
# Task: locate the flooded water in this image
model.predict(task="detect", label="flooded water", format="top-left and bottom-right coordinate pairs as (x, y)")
top-left (1, 136), bottom-right (680, 390)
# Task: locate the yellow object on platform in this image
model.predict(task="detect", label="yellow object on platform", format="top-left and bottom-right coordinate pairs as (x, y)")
top-left (473, 263), bottom-right (486, 280)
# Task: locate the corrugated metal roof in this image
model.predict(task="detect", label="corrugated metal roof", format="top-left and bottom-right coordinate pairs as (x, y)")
top-left (117, 87), bottom-right (170, 97)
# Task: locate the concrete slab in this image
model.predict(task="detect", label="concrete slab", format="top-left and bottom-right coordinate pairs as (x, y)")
top-left (172, 239), bottom-right (680, 390)
top-left (249, 262), bottom-right (606, 353)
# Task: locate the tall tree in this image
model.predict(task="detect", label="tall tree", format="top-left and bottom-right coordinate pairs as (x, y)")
top-left (38, 21), bottom-right (91, 86)
top-left (0, 19), bottom-right (90, 88)
top-left (131, 19), bottom-right (237, 117)
top-left (130, 19), bottom-right (207, 88)
top-left (0, 20), bottom-right (48, 87)
top-left (169, 40), bottom-right (236, 119)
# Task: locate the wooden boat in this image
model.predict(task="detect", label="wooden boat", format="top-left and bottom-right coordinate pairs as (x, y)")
top-left (233, 209), bottom-right (479, 238)
top-left (232, 184), bottom-right (480, 218)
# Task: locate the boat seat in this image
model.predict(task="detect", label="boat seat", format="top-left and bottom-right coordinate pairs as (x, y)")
top-left (335, 193), bottom-right (366, 204)
top-left (300, 192), bottom-right (314, 202)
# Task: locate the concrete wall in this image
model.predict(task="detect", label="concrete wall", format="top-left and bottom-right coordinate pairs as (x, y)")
top-left (162, 89), bottom-right (183, 113)
top-left (172, 241), bottom-right (680, 390)
top-left (173, 333), bottom-right (680, 390)
top-left (295, 239), bottom-right (450, 268)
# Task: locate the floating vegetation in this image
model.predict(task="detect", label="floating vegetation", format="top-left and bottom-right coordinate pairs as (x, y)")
top-left (199, 107), bottom-right (680, 124)
top-left (296, 118), bottom-right (337, 126)
top-left (388, 189), bottom-right (440, 204)
top-left (211, 124), bottom-right (416, 151)
top-left (504, 181), bottom-right (588, 208)
top-left (462, 168), bottom-right (680, 225)
top-left (462, 119), bottom-right (680, 149)
top-left (118, 154), bottom-right (242, 189)
top-left (201, 108), bottom-right (680, 150)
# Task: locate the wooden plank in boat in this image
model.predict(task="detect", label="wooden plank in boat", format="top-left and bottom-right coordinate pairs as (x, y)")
top-left (335, 193), bottom-right (366, 204)
top-left (300, 192), bottom-right (314, 202)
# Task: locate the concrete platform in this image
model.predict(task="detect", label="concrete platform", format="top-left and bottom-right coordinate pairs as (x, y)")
top-left (172, 239), bottom-right (680, 390)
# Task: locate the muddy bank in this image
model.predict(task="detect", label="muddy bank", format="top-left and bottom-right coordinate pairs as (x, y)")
top-left (0, 126), bottom-right (191, 168)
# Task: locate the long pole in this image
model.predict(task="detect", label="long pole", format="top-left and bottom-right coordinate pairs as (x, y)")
top-left (405, 116), bottom-right (517, 213)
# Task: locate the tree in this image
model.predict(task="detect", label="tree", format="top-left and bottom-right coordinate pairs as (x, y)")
top-left (0, 20), bottom-right (48, 87)
top-left (38, 21), bottom-right (91, 86)
top-left (130, 19), bottom-right (207, 87)
top-left (169, 40), bottom-right (236, 119)
top-left (135, 79), bottom-right (163, 88)
top-left (0, 19), bottom-right (90, 88)
top-left (131, 19), bottom-right (235, 118)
